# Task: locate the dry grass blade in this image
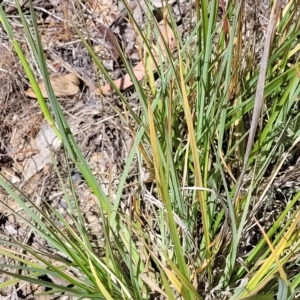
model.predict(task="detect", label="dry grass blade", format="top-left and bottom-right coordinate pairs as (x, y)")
top-left (178, 40), bottom-right (211, 272)
top-left (254, 217), bottom-right (288, 285)
top-left (233, 0), bottom-right (283, 203)
top-left (241, 209), bottom-right (300, 297)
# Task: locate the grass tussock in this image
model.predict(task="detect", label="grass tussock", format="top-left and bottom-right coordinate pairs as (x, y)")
top-left (1, 0), bottom-right (300, 299)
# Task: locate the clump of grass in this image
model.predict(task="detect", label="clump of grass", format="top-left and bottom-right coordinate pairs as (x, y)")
top-left (1, 0), bottom-right (300, 299)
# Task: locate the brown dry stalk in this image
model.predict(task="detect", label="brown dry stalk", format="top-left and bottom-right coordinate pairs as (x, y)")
top-left (233, 0), bottom-right (283, 203)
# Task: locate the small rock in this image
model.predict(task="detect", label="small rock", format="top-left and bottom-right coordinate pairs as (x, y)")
top-left (5, 223), bottom-right (18, 235)
top-left (12, 176), bottom-right (21, 184)
top-left (87, 214), bottom-right (97, 224)
top-left (71, 172), bottom-right (82, 183)
top-left (59, 200), bottom-right (68, 209)
top-left (58, 207), bottom-right (66, 217)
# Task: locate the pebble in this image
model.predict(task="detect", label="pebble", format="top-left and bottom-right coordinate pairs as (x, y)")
top-left (5, 223), bottom-right (18, 235)
top-left (59, 200), bottom-right (68, 209)
top-left (71, 172), bottom-right (82, 183)
top-left (87, 214), bottom-right (97, 224)
top-left (11, 176), bottom-right (21, 184)
top-left (58, 207), bottom-right (66, 217)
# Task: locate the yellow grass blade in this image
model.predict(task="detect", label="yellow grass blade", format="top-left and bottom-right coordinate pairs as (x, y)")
top-left (178, 45), bottom-right (210, 259)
